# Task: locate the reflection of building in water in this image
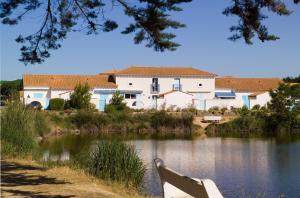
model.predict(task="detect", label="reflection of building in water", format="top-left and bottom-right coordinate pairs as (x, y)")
top-left (42, 150), bottom-right (70, 162)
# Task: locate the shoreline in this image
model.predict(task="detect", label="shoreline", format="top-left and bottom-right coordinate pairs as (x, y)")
top-left (1, 158), bottom-right (148, 198)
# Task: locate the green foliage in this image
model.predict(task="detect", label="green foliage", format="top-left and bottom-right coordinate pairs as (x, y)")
top-left (0, 79), bottom-right (23, 99)
top-left (283, 75), bottom-right (300, 83)
top-left (269, 83), bottom-right (296, 114)
top-left (2, 0), bottom-right (298, 64)
top-left (70, 109), bottom-right (194, 134)
top-left (34, 111), bottom-right (51, 137)
top-left (49, 98), bottom-right (65, 110)
top-left (70, 83), bottom-right (92, 109)
top-left (237, 106), bottom-right (251, 116)
top-left (150, 111), bottom-right (193, 133)
top-left (207, 84), bottom-right (300, 138)
top-left (105, 91), bottom-right (128, 113)
top-left (71, 110), bottom-right (108, 133)
top-left (78, 140), bottom-right (146, 189)
top-left (208, 106), bottom-right (220, 114)
top-left (0, 101), bottom-right (49, 156)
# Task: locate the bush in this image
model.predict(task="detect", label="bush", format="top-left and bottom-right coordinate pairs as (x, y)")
top-left (150, 110), bottom-right (194, 133)
top-left (49, 98), bottom-right (65, 110)
top-left (81, 140), bottom-right (146, 189)
top-left (1, 101), bottom-right (38, 156)
top-left (208, 106), bottom-right (220, 114)
top-left (106, 91), bottom-right (128, 112)
top-left (70, 110), bottom-right (108, 133)
top-left (34, 111), bottom-right (51, 137)
top-left (70, 83), bottom-right (92, 109)
top-left (104, 104), bottom-right (116, 113)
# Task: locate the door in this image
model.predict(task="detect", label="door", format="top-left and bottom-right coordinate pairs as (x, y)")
top-left (136, 94), bottom-right (142, 108)
top-left (197, 93), bottom-right (205, 110)
top-left (99, 94), bottom-right (108, 111)
top-left (242, 95), bottom-right (250, 109)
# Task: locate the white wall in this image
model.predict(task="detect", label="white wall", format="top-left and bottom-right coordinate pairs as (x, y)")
top-left (23, 89), bottom-right (50, 109)
top-left (157, 91), bottom-right (194, 109)
top-left (206, 99), bottom-right (240, 110)
top-left (116, 76), bottom-right (215, 109)
top-left (249, 92), bottom-right (271, 109)
top-left (51, 90), bottom-right (72, 100)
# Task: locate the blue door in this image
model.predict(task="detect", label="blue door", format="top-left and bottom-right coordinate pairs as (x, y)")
top-left (99, 94), bottom-right (108, 111)
top-left (136, 94), bottom-right (142, 108)
top-left (44, 98), bottom-right (50, 110)
top-left (242, 95), bottom-right (250, 109)
top-left (197, 93), bottom-right (205, 110)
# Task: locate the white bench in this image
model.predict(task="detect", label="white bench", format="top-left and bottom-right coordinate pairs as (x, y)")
top-left (202, 116), bottom-right (222, 123)
top-left (154, 158), bottom-right (223, 198)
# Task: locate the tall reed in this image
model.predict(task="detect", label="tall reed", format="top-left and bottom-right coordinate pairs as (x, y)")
top-left (1, 101), bottom-right (49, 156)
top-left (80, 140), bottom-right (146, 190)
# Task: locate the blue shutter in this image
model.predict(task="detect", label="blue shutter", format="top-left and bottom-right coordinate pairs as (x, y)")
top-left (99, 94), bottom-right (109, 111)
top-left (197, 93), bottom-right (205, 110)
top-left (242, 95), bottom-right (250, 109)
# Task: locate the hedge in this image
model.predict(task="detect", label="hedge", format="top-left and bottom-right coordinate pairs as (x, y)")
top-left (49, 98), bottom-right (65, 110)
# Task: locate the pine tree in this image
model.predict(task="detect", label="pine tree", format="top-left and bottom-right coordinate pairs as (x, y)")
top-left (1, 0), bottom-right (299, 64)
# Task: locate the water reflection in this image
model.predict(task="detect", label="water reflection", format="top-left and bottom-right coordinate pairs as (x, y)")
top-left (41, 136), bottom-right (300, 197)
top-left (132, 138), bottom-right (300, 197)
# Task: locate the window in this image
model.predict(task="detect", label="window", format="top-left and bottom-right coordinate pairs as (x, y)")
top-left (199, 83), bottom-right (202, 87)
top-left (33, 93), bottom-right (43, 98)
top-left (129, 82), bottom-right (133, 86)
top-left (125, 94), bottom-right (136, 99)
top-left (131, 94), bottom-right (136, 99)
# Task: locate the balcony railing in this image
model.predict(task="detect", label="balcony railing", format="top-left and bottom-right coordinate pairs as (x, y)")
top-left (172, 84), bottom-right (182, 91)
top-left (150, 84), bottom-right (160, 94)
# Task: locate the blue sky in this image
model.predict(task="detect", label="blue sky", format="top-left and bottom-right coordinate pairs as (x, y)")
top-left (1, 1), bottom-right (300, 80)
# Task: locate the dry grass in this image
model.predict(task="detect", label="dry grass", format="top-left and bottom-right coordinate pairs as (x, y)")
top-left (1, 158), bottom-right (149, 198)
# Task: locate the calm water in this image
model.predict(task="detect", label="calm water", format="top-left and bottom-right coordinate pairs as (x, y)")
top-left (41, 136), bottom-right (300, 197)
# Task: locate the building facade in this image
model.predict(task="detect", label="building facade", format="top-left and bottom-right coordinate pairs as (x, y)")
top-left (22, 66), bottom-right (281, 111)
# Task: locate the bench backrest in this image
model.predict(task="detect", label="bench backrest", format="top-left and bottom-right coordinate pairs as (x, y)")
top-left (154, 158), bottom-right (209, 198)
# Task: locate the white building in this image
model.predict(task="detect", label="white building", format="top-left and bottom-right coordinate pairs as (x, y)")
top-left (22, 66), bottom-right (281, 111)
top-left (114, 66), bottom-right (216, 110)
top-left (23, 74), bottom-right (117, 111)
top-left (205, 77), bottom-right (282, 110)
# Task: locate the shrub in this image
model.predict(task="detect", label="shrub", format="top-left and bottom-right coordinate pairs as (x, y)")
top-left (70, 110), bottom-right (108, 133)
top-left (82, 140), bottom-right (146, 189)
top-left (1, 101), bottom-right (37, 156)
top-left (106, 91), bottom-right (128, 112)
top-left (104, 104), bottom-right (116, 113)
top-left (34, 111), bottom-right (51, 137)
top-left (49, 98), bottom-right (65, 110)
top-left (208, 106), bottom-right (220, 114)
top-left (64, 100), bottom-right (71, 109)
top-left (150, 110), bottom-right (194, 133)
top-left (70, 83), bottom-right (92, 109)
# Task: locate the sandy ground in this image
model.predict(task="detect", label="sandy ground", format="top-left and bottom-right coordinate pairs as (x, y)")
top-left (193, 115), bottom-right (237, 129)
top-left (1, 159), bottom-right (144, 198)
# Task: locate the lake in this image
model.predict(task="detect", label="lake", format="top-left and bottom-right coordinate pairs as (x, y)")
top-left (41, 135), bottom-right (300, 197)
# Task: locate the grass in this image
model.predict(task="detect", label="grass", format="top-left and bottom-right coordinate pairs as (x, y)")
top-left (70, 110), bottom-right (195, 135)
top-left (1, 101), bottom-right (38, 156)
top-left (206, 110), bottom-right (300, 139)
top-left (71, 140), bottom-right (146, 191)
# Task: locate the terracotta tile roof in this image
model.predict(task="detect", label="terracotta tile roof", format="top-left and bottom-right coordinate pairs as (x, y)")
top-left (23, 74), bottom-right (117, 89)
top-left (216, 77), bottom-right (282, 92)
top-left (249, 92), bottom-right (265, 97)
top-left (99, 69), bottom-right (119, 75)
top-left (116, 66), bottom-right (216, 77)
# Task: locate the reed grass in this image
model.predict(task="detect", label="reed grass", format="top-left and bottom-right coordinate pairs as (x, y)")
top-left (0, 101), bottom-right (50, 157)
top-left (77, 140), bottom-right (146, 190)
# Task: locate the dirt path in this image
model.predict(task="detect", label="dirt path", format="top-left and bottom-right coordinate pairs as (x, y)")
top-left (1, 159), bottom-right (142, 198)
